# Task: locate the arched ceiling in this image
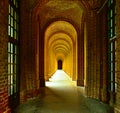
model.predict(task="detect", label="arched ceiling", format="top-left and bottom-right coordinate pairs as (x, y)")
top-left (45, 21), bottom-right (77, 61)
top-left (37, 0), bottom-right (84, 62)
top-left (32, 0), bottom-right (105, 79)
top-left (46, 21), bottom-right (77, 43)
top-left (36, 0), bottom-right (84, 29)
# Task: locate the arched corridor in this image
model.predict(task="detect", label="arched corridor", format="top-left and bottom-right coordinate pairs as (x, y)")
top-left (15, 70), bottom-right (113, 113)
top-left (1, 0), bottom-right (120, 113)
top-left (44, 20), bottom-right (78, 81)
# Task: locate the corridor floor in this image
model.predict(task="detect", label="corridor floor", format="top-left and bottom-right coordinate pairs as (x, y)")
top-left (15, 70), bottom-right (113, 113)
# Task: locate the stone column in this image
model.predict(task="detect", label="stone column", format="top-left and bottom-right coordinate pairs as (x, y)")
top-left (39, 28), bottom-right (45, 87)
top-left (98, 4), bottom-right (108, 103)
top-left (77, 16), bottom-right (85, 86)
top-left (85, 9), bottom-right (101, 99)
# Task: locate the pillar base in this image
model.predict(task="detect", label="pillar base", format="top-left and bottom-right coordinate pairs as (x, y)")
top-left (40, 77), bottom-right (45, 87)
top-left (26, 89), bottom-right (39, 99)
top-left (109, 92), bottom-right (116, 106)
top-left (20, 90), bottom-right (26, 103)
top-left (100, 88), bottom-right (109, 103)
top-left (77, 79), bottom-right (84, 86)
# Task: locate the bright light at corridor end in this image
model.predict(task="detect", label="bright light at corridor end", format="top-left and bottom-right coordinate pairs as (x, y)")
top-left (49, 70), bottom-right (71, 81)
top-left (46, 70), bottom-right (76, 87)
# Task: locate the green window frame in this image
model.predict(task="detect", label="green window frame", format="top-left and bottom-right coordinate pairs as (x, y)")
top-left (108, 0), bottom-right (116, 103)
top-left (8, 0), bottom-right (20, 109)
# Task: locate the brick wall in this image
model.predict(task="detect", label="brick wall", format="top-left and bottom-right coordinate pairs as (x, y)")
top-left (84, 0), bottom-right (120, 112)
top-left (20, 0), bottom-right (39, 103)
top-left (1, 0), bottom-right (120, 112)
top-left (0, 0), bottom-right (11, 113)
top-left (85, 1), bottom-right (108, 103)
top-left (99, 5), bottom-right (108, 103)
top-left (85, 9), bottom-right (101, 99)
top-left (17, 0), bottom-right (120, 112)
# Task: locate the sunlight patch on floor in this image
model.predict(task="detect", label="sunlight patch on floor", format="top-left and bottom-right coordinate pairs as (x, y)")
top-left (46, 70), bottom-right (76, 87)
top-left (49, 70), bottom-right (71, 81)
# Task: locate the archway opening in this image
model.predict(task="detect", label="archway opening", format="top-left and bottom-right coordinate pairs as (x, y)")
top-left (58, 60), bottom-right (62, 70)
top-left (44, 20), bottom-right (77, 81)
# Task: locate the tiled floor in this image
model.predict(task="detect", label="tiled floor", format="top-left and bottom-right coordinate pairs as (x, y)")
top-left (15, 70), bottom-right (113, 113)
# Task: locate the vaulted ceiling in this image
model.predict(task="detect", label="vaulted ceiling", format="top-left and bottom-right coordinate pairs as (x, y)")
top-left (30, 0), bottom-right (103, 79)
top-left (39, 0), bottom-right (84, 28)
top-left (37, 0), bottom-right (84, 59)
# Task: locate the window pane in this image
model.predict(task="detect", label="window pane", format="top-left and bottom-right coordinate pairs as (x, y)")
top-left (9, 5), bottom-right (11, 14)
top-left (111, 82), bottom-right (113, 91)
top-left (110, 29), bottom-right (113, 37)
top-left (114, 26), bottom-right (116, 35)
top-left (11, 75), bottom-right (13, 84)
top-left (8, 42), bottom-right (11, 52)
top-left (11, 17), bottom-right (13, 27)
top-left (15, 45), bottom-right (17, 54)
top-left (11, 7), bottom-right (13, 16)
top-left (8, 53), bottom-right (11, 63)
top-left (14, 21), bottom-right (16, 30)
top-left (14, 11), bottom-right (16, 20)
top-left (110, 19), bottom-right (113, 26)
top-left (14, 64), bottom-right (16, 73)
top-left (14, 55), bottom-right (17, 64)
top-left (110, 43), bottom-right (113, 51)
top-left (8, 15), bottom-right (11, 25)
top-left (11, 85), bottom-right (13, 95)
top-left (14, 30), bottom-right (17, 39)
top-left (11, 27), bottom-right (14, 37)
top-left (8, 25), bottom-right (11, 36)
top-left (111, 0), bottom-right (113, 4)
top-left (13, 0), bottom-right (16, 5)
top-left (11, 43), bottom-right (13, 53)
top-left (8, 64), bottom-right (11, 74)
top-left (16, 1), bottom-right (18, 8)
top-left (11, 64), bottom-right (13, 74)
top-left (108, 0), bottom-right (111, 6)
top-left (110, 20), bottom-right (113, 28)
top-left (11, 54), bottom-right (13, 63)
top-left (8, 75), bottom-right (10, 85)
top-left (110, 9), bottom-right (113, 18)
top-left (111, 71), bottom-right (113, 81)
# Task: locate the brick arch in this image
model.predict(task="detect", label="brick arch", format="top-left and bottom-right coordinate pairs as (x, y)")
top-left (44, 20), bottom-right (78, 81)
top-left (31, 0), bottom-right (88, 87)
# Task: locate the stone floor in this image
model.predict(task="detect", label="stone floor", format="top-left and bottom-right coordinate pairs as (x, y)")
top-left (14, 70), bottom-right (114, 113)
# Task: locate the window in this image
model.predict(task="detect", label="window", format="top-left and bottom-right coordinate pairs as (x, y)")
top-left (108, 0), bottom-right (116, 103)
top-left (8, 0), bottom-right (20, 109)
